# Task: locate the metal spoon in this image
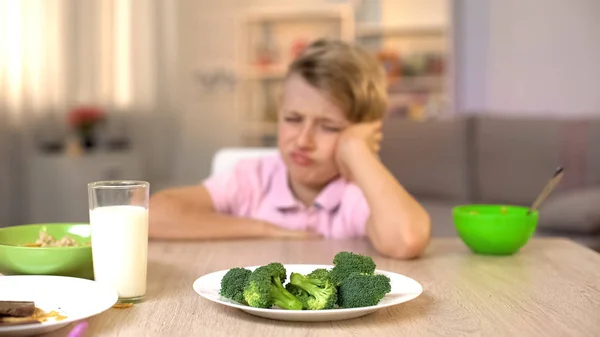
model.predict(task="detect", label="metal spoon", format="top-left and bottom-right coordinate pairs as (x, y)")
top-left (528, 166), bottom-right (564, 215)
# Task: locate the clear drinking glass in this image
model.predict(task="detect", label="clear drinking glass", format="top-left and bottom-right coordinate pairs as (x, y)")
top-left (88, 180), bottom-right (149, 303)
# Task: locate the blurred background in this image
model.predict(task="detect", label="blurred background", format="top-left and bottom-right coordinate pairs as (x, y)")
top-left (1, 0), bottom-right (599, 249)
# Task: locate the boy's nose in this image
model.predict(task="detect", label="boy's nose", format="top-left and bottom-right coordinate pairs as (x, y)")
top-left (295, 127), bottom-right (315, 150)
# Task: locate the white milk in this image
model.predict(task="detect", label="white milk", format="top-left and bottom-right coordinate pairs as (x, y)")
top-left (90, 205), bottom-right (148, 299)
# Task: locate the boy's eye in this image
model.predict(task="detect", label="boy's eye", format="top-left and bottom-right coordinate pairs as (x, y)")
top-left (284, 116), bottom-right (302, 123)
top-left (322, 125), bottom-right (342, 132)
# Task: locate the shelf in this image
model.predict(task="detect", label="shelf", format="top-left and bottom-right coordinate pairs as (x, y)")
top-left (356, 23), bottom-right (445, 38)
top-left (240, 122), bottom-right (278, 146)
top-left (242, 66), bottom-right (287, 81)
top-left (241, 121), bottom-right (278, 135)
top-left (244, 5), bottom-right (352, 24)
top-left (388, 76), bottom-right (445, 93)
top-left (235, 3), bottom-right (454, 146)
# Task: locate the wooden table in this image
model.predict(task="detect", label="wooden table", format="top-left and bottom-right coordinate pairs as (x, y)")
top-left (45, 238), bottom-right (600, 337)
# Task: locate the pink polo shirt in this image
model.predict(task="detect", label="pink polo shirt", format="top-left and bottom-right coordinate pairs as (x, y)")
top-left (203, 154), bottom-right (370, 239)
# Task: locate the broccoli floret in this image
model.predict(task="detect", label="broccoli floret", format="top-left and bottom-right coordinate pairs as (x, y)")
top-left (307, 268), bottom-right (331, 280)
top-left (285, 283), bottom-right (310, 303)
top-left (288, 269), bottom-right (337, 310)
top-left (337, 272), bottom-right (391, 308)
top-left (243, 263), bottom-right (303, 310)
top-left (220, 267), bottom-right (252, 304)
top-left (330, 252), bottom-right (376, 286)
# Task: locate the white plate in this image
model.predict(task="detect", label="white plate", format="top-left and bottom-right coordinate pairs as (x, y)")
top-left (193, 264), bottom-right (423, 322)
top-left (0, 275), bottom-right (118, 337)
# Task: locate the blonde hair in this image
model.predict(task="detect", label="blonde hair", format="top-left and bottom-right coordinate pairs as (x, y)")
top-left (287, 39), bottom-right (387, 123)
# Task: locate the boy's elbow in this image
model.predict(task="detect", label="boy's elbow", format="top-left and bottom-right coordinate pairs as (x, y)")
top-left (372, 214), bottom-right (431, 260)
top-left (398, 235), bottom-right (429, 259)
top-left (377, 236), bottom-right (428, 260)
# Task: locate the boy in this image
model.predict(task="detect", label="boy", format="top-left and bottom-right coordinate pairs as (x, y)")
top-left (149, 39), bottom-right (430, 259)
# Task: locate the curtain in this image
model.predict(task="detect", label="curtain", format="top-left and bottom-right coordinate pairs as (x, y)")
top-left (0, 0), bottom-right (178, 123)
top-left (0, 0), bottom-right (178, 226)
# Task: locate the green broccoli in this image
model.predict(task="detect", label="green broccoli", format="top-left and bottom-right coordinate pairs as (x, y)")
top-left (330, 251), bottom-right (376, 286)
top-left (243, 263), bottom-right (303, 310)
top-left (337, 272), bottom-right (391, 308)
top-left (288, 268), bottom-right (337, 310)
top-left (219, 267), bottom-right (252, 304)
top-left (306, 268), bottom-right (331, 280)
top-left (285, 283), bottom-right (310, 303)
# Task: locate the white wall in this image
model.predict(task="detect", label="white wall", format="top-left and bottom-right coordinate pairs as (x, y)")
top-left (454, 0), bottom-right (600, 117)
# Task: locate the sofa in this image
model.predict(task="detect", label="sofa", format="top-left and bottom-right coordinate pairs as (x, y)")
top-left (379, 115), bottom-right (600, 251)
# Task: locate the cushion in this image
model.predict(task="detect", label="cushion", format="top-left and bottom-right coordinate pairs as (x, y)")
top-left (473, 116), bottom-right (564, 204)
top-left (419, 200), bottom-right (461, 237)
top-left (379, 117), bottom-right (472, 202)
top-left (585, 120), bottom-right (600, 185)
top-left (538, 188), bottom-right (600, 234)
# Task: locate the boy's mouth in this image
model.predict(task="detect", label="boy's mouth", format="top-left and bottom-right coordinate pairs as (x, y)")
top-left (290, 151), bottom-right (314, 167)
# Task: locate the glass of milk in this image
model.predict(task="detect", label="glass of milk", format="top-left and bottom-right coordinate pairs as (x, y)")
top-left (88, 180), bottom-right (149, 303)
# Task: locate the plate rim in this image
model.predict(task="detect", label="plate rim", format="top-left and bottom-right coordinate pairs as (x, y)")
top-left (0, 275), bottom-right (118, 333)
top-left (192, 263), bottom-right (423, 315)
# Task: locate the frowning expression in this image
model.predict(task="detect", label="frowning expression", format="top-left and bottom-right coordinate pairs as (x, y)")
top-left (277, 73), bottom-right (351, 188)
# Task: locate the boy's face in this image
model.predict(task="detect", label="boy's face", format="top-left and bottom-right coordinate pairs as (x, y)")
top-left (277, 74), bottom-right (351, 188)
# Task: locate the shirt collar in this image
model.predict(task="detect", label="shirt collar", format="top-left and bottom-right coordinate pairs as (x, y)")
top-left (313, 177), bottom-right (346, 211)
top-left (266, 159), bottom-right (347, 212)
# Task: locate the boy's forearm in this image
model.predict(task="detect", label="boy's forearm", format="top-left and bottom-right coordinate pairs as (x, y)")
top-left (149, 193), bottom-right (271, 240)
top-left (148, 192), bottom-right (315, 240)
top-left (344, 143), bottom-right (431, 259)
top-left (149, 206), bottom-right (268, 240)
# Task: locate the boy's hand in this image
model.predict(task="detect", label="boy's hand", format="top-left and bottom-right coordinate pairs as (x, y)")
top-left (336, 120), bottom-right (383, 181)
top-left (265, 223), bottom-right (323, 240)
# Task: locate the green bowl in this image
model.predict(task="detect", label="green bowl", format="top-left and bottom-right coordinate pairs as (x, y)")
top-left (0, 223), bottom-right (94, 279)
top-left (452, 205), bottom-right (538, 255)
